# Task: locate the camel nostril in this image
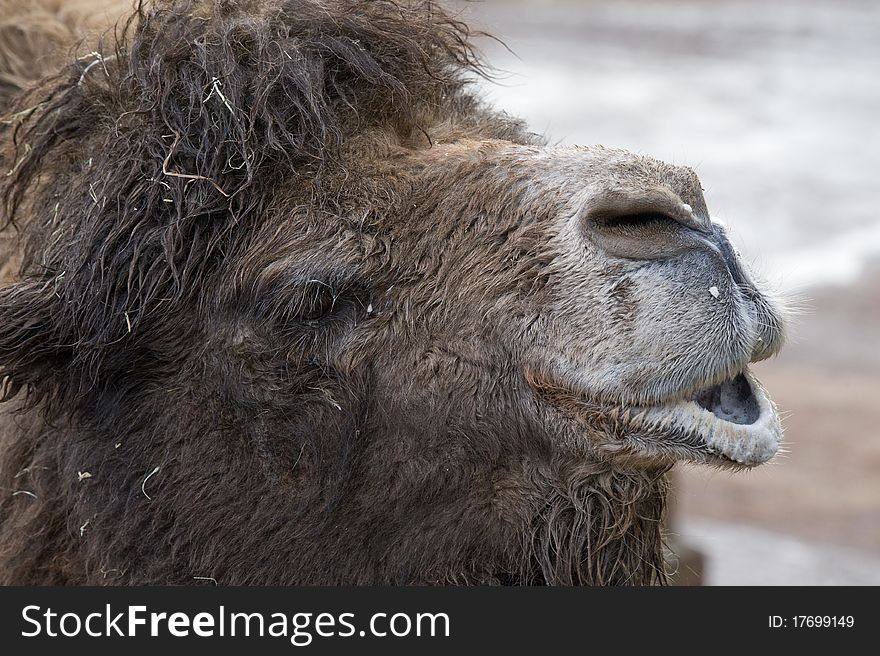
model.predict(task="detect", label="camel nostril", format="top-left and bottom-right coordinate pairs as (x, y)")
top-left (584, 186), bottom-right (709, 235)
top-left (579, 186), bottom-right (712, 261)
top-left (592, 211), bottom-right (680, 231)
top-left (583, 208), bottom-right (704, 261)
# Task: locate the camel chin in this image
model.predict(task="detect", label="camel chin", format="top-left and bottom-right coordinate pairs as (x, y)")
top-left (624, 368), bottom-right (782, 468)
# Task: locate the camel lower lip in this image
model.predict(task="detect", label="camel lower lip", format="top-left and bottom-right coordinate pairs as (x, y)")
top-left (639, 369), bottom-right (782, 466)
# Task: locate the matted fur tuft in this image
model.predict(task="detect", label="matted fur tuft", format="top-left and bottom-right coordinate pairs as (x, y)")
top-left (0, 0), bottom-right (487, 410)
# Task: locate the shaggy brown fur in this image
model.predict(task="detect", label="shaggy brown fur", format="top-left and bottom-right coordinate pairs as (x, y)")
top-left (0, 0), bottom-right (127, 282)
top-left (0, 0), bottom-right (689, 585)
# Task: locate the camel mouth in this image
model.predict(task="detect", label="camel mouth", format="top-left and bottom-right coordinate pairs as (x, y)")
top-left (527, 367), bottom-right (782, 468)
top-left (635, 369), bottom-right (782, 467)
top-left (690, 372), bottom-right (760, 426)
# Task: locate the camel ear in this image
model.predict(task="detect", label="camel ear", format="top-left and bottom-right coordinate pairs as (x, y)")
top-left (0, 277), bottom-right (67, 401)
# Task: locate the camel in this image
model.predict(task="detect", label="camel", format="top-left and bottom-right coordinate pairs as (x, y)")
top-left (0, 0), bottom-right (786, 585)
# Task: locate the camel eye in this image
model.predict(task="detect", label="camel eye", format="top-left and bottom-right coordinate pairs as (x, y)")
top-left (252, 278), bottom-right (339, 328)
top-left (251, 273), bottom-right (372, 334)
top-left (297, 281), bottom-right (337, 321)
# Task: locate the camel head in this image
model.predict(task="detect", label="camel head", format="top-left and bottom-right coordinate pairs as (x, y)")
top-left (279, 140), bottom-right (786, 477)
top-left (392, 142), bottom-right (786, 470)
top-left (0, 0), bottom-right (786, 584)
